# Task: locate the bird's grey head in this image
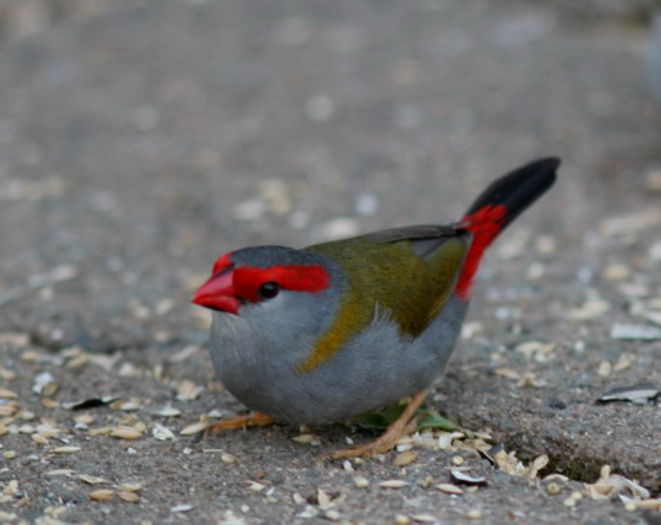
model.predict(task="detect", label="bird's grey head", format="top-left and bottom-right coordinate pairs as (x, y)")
top-left (192, 245), bottom-right (344, 344)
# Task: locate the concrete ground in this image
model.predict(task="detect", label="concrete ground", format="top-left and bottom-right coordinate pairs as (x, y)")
top-left (0, 1), bottom-right (659, 524)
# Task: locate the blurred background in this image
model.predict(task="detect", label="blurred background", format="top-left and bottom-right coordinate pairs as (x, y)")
top-left (0, 0), bottom-right (660, 351)
top-left (0, 0), bottom-right (660, 509)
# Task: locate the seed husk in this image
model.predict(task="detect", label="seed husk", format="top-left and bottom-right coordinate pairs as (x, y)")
top-left (89, 489), bottom-right (115, 502)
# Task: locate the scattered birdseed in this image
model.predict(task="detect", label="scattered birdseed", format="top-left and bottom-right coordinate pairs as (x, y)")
top-left (110, 426), bottom-right (143, 440)
top-left (89, 489), bottom-right (115, 502)
top-left (87, 426), bottom-right (112, 436)
top-left (41, 398), bottom-right (58, 409)
top-left (52, 446), bottom-right (81, 454)
top-left (514, 341), bottom-right (556, 363)
top-left (32, 433), bottom-right (49, 445)
top-left (112, 399), bottom-right (142, 412)
top-left (393, 450), bottom-right (418, 467)
top-left (546, 482), bottom-right (561, 495)
top-left (623, 498), bottom-right (661, 511)
top-left (3, 451), bottom-right (16, 460)
top-left (324, 509), bottom-right (341, 521)
top-left (0, 387), bottom-right (18, 399)
top-left (155, 405), bottom-right (182, 417)
top-left (317, 488), bottom-right (332, 509)
top-left (394, 514), bottom-right (411, 525)
top-left (32, 371), bottom-right (56, 395)
top-left (179, 420), bottom-right (209, 435)
top-left (451, 456), bottom-right (464, 466)
top-left (118, 491), bottom-right (140, 503)
top-left (152, 423), bottom-right (175, 441)
top-left (353, 477), bottom-right (369, 489)
top-left (291, 433), bottom-right (321, 445)
top-left (467, 509), bottom-right (483, 519)
top-left (175, 380), bottom-right (204, 401)
top-left (563, 496), bottom-right (576, 507)
top-left (170, 504), bottom-right (194, 513)
top-left (45, 469), bottom-right (74, 477)
top-left (460, 321), bottom-right (483, 340)
top-left (342, 460), bottom-right (354, 472)
top-left (221, 452), bottom-right (237, 464)
top-left (584, 465), bottom-right (651, 501)
top-left (613, 353), bottom-right (635, 372)
top-left (378, 479), bottom-right (409, 489)
top-left (116, 482), bottom-right (142, 492)
top-left (597, 361), bottom-right (612, 378)
top-left (543, 473), bottom-right (569, 482)
top-left (570, 491), bottom-right (583, 501)
top-left (77, 474), bottom-right (110, 485)
top-left (435, 483), bottom-right (464, 495)
top-left (245, 481), bottom-right (265, 492)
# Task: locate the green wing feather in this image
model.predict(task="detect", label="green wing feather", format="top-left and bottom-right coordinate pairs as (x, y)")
top-left (297, 226), bottom-right (469, 373)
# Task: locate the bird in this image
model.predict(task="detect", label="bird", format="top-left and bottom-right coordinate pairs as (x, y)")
top-left (193, 157), bottom-right (559, 458)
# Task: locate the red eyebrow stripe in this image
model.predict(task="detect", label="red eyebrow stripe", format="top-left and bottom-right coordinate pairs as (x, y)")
top-left (212, 253), bottom-right (233, 275)
top-left (233, 265), bottom-right (330, 302)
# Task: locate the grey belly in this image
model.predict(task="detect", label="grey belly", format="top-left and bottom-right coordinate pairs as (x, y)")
top-left (209, 299), bottom-right (468, 424)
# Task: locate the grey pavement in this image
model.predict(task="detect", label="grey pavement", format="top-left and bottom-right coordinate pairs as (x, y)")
top-left (0, 1), bottom-right (659, 524)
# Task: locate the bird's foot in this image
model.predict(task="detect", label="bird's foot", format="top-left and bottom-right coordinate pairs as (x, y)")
top-left (206, 411), bottom-right (276, 432)
top-left (321, 389), bottom-right (430, 460)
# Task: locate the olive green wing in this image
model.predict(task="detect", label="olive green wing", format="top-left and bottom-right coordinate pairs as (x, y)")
top-left (299, 228), bottom-right (468, 373)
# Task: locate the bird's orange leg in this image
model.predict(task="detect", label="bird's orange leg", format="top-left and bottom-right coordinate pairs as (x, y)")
top-left (206, 411), bottom-right (276, 432)
top-left (322, 389), bottom-right (430, 460)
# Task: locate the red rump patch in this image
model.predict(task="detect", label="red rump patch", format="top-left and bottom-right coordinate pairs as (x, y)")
top-left (233, 265), bottom-right (330, 302)
top-left (455, 204), bottom-right (507, 299)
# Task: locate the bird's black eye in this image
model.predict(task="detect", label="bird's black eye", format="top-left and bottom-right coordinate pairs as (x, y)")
top-left (258, 281), bottom-right (279, 300)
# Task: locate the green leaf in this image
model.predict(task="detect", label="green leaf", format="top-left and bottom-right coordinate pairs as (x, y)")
top-left (415, 410), bottom-right (459, 432)
top-left (355, 403), bottom-right (407, 430)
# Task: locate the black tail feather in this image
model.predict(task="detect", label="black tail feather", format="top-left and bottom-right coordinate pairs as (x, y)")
top-left (463, 157), bottom-right (560, 228)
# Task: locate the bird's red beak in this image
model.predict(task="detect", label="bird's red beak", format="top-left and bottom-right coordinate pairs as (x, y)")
top-left (192, 271), bottom-right (240, 314)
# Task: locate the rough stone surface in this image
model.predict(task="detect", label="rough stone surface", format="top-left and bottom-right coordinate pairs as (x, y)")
top-left (0, 1), bottom-right (659, 523)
